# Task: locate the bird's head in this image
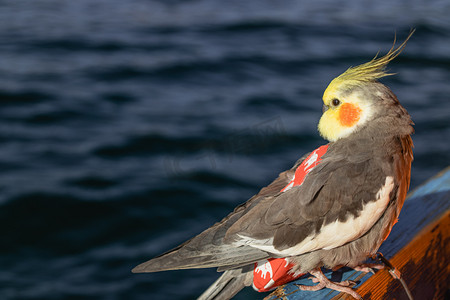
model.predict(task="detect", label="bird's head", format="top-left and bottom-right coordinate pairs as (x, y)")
top-left (318, 31), bottom-right (414, 142)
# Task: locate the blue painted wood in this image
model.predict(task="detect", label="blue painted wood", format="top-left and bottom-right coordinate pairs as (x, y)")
top-left (266, 166), bottom-right (450, 299)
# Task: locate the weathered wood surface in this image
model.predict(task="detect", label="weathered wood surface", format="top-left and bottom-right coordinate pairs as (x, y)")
top-left (266, 166), bottom-right (450, 300)
top-left (350, 210), bottom-right (449, 300)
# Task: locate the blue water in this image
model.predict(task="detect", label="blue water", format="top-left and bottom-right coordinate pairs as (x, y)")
top-left (1, 1), bottom-right (449, 299)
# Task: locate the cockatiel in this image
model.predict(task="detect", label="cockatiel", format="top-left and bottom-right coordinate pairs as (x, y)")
top-left (132, 31), bottom-right (415, 300)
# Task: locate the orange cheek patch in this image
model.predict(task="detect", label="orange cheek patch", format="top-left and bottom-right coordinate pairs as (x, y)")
top-left (338, 103), bottom-right (362, 127)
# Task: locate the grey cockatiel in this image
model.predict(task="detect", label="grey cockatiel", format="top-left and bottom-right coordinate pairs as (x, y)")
top-left (132, 32), bottom-right (414, 300)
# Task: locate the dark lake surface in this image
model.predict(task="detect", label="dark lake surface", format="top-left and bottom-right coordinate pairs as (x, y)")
top-left (1, 1), bottom-right (449, 299)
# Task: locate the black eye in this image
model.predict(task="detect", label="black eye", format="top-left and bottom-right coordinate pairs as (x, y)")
top-left (332, 98), bottom-right (341, 106)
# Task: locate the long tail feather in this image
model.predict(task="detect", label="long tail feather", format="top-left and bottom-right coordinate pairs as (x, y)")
top-left (198, 268), bottom-right (252, 300)
top-left (132, 244), bottom-right (268, 273)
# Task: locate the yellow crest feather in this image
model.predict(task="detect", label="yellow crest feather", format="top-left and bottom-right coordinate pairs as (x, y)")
top-left (324, 29), bottom-right (415, 99)
top-left (320, 30), bottom-right (415, 142)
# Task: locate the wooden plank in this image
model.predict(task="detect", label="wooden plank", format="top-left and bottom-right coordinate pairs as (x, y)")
top-left (349, 210), bottom-right (449, 299)
top-left (266, 166), bottom-right (450, 300)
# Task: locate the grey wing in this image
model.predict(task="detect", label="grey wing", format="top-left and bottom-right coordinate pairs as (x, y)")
top-left (132, 152), bottom-right (311, 273)
top-left (224, 154), bottom-right (391, 256)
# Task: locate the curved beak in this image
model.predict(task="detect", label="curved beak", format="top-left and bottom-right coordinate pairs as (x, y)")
top-left (322, 104), bottom-right (329, 113)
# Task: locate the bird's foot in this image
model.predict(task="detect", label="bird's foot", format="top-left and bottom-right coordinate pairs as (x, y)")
top-left (295, 268), bottom-right (362, 300)
top-left (353, 263), bottom-right (385, 274)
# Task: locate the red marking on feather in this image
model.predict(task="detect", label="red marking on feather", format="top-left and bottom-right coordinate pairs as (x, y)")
top-left (339, 103), bottom-right (362, 127)
top-left (280, 144), bottom-right (329, 192)
top-left (252, 145), bottom-right (328, 293)
top-left (253, 258), bottom-right (304, 292)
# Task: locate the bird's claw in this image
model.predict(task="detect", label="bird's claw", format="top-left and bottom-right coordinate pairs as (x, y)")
top-left (353, 263), bottom-right (385, 274)
top-left (295, 268), bottom-right (362, 300)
